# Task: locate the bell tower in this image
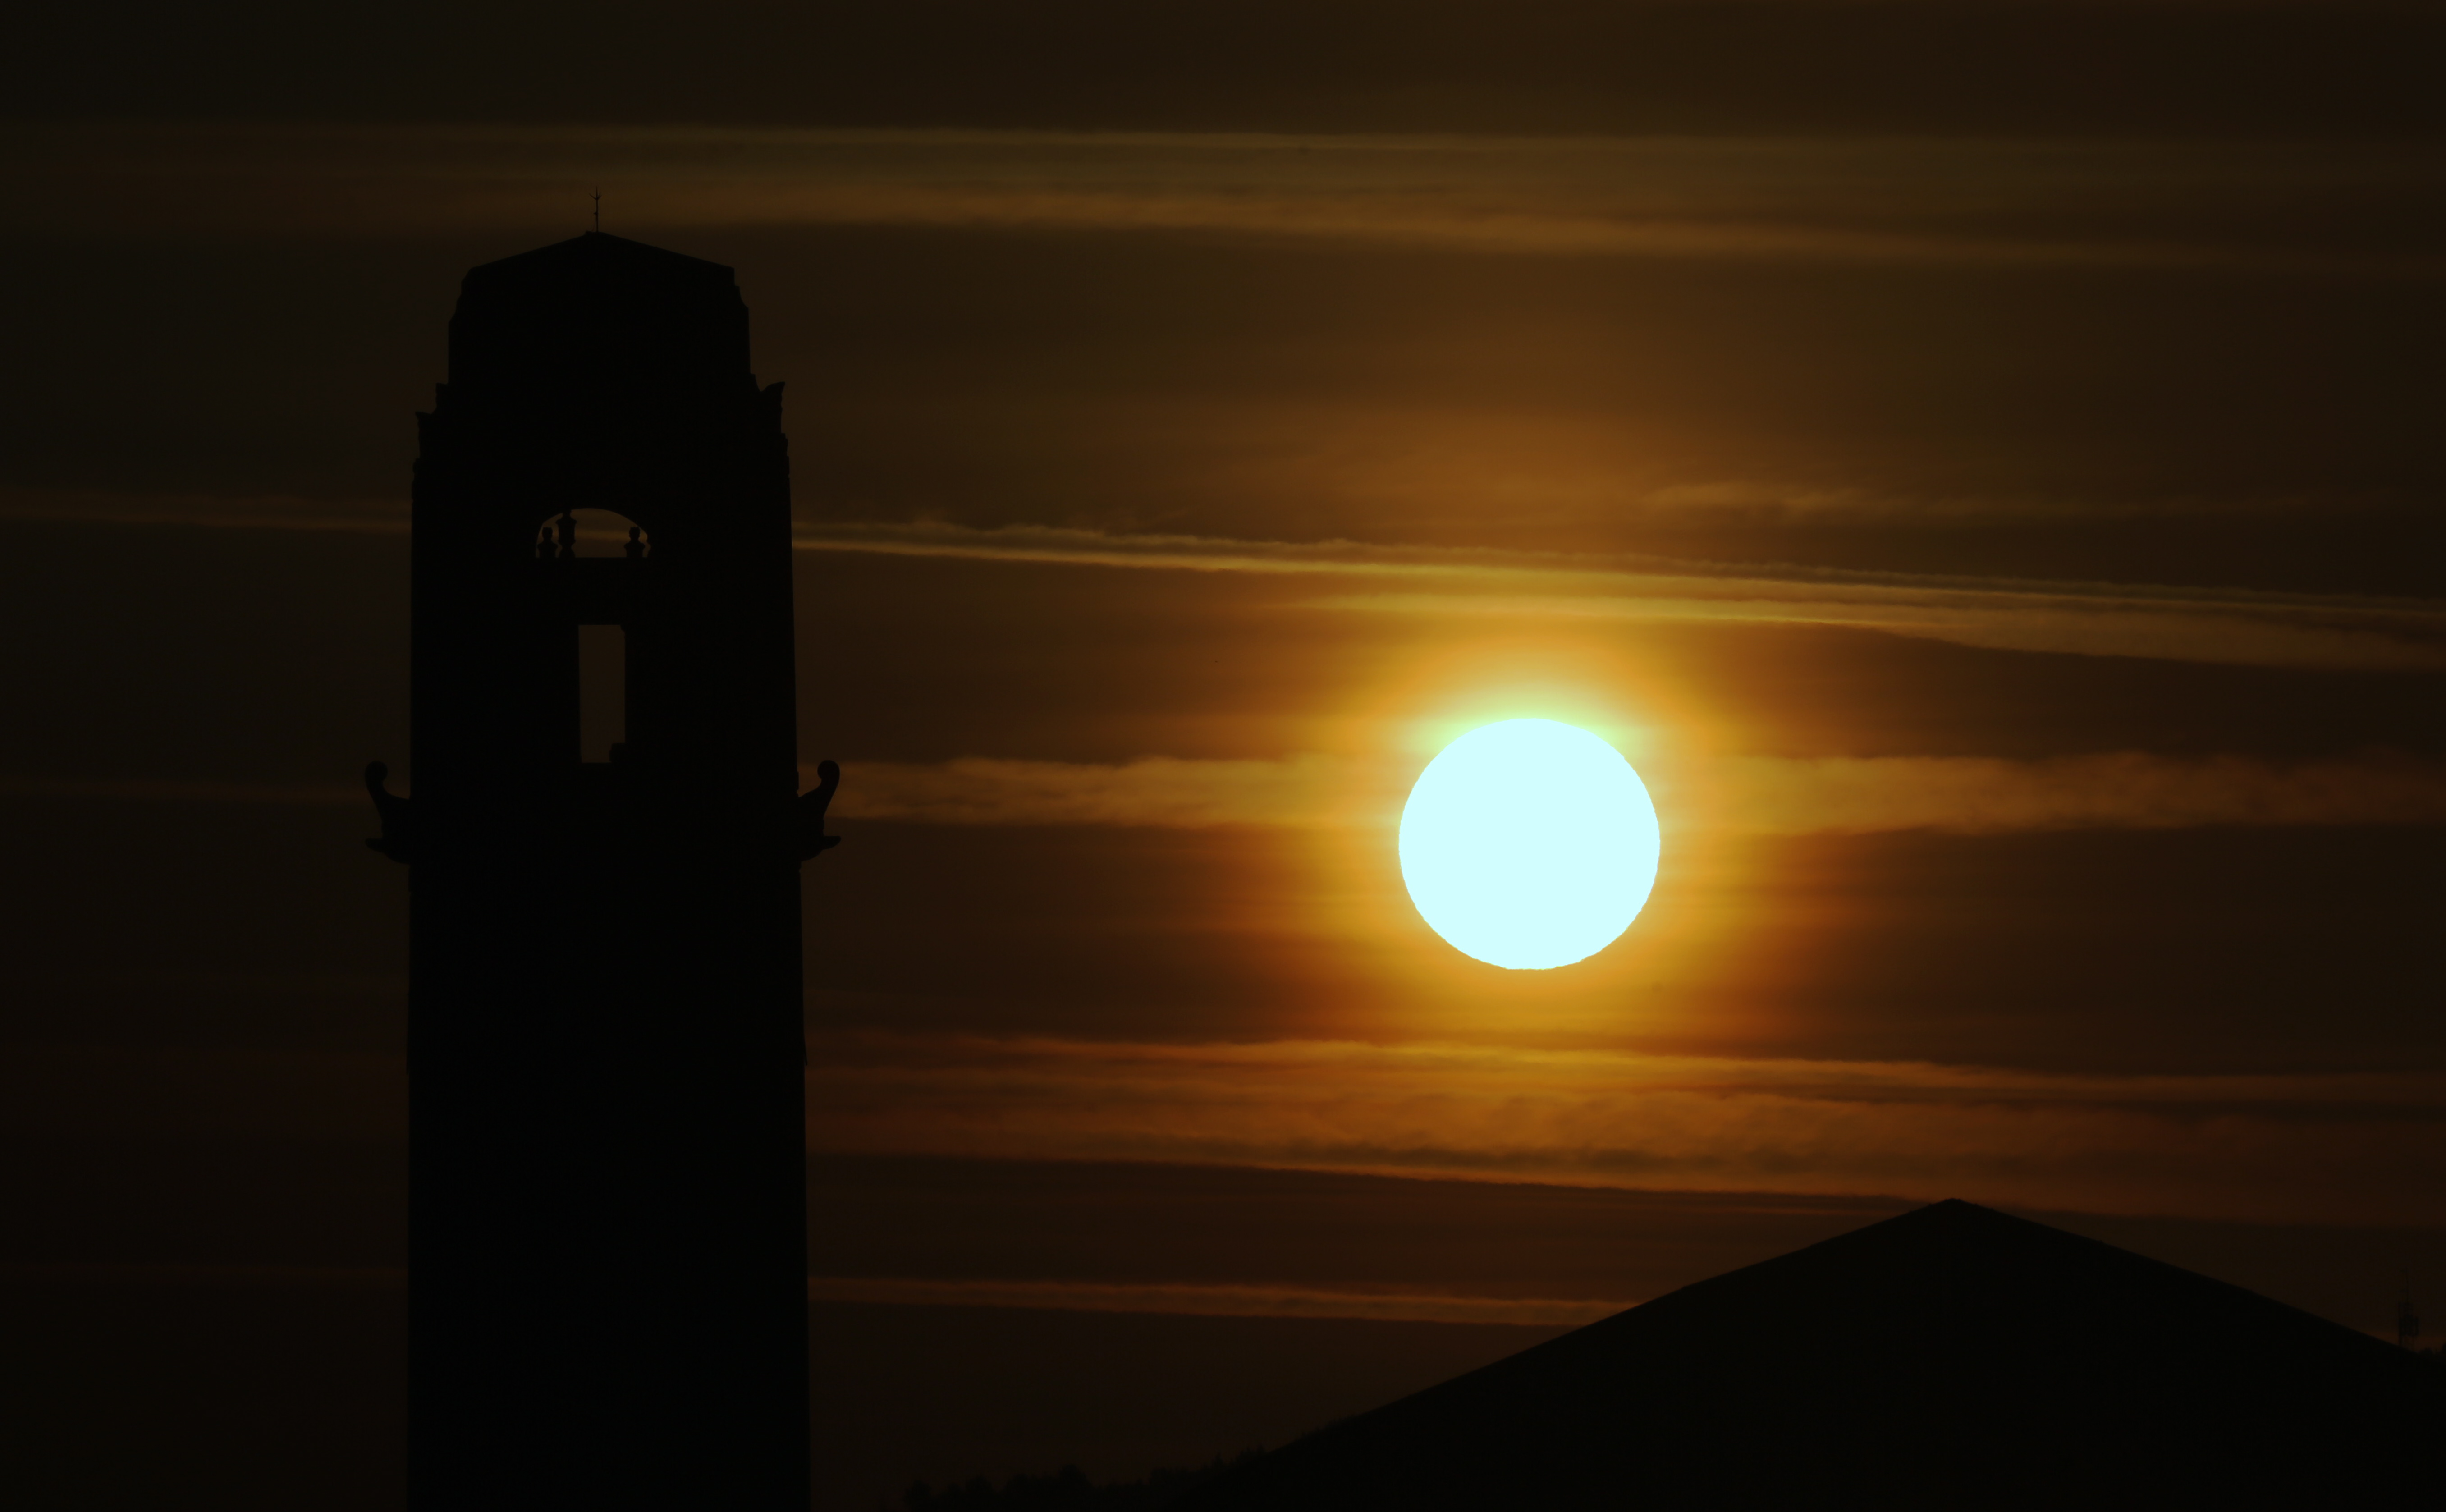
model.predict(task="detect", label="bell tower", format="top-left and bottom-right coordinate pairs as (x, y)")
top-left (369, 231), bottom-right (834, 1509)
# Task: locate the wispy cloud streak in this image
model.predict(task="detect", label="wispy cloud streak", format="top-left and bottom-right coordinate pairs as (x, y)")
top-left (1712, 751), bottom-right (2446, 835)
top-left (23, 492), bottom-right (2435, 670)
top-left (8, 124), bottom-right (2437, 278)
top-left (796, 520), bottom-right (2446, 670)
top-left (806, 1033), bottom-right (2446, 1226)
top-left (840, 755), bottom-right (1365, 829)
top-left (0, 487), bottom-right (404, 535)
top-left (805, 1274), bottom-right (1622, 1326)
top-left (0, 774), bottom-right (366, 806)
top-left (829, 750), bottom-right (2446, 834)
top-left (12, 747), bottom-right (2437, 835)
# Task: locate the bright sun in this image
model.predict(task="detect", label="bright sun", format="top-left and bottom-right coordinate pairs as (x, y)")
top-left (1398, 718), bottom-right (1661, 970)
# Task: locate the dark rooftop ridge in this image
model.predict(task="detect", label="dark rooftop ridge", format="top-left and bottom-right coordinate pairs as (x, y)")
top-left (467, 229), bottom-right (737, 286)
top-left (1184, 1198), bottom-right (2446, 1510)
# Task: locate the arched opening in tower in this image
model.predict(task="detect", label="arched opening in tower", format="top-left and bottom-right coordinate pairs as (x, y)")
top-left (536, 505), bottom-right (651, 559)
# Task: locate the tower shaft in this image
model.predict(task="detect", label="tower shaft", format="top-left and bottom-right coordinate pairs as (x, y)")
top-left (397, 232), bottom-right (809, 1510)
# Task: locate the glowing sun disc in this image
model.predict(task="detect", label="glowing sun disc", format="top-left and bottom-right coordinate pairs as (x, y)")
top-left (1398, 719), bottom-right (1661, 970)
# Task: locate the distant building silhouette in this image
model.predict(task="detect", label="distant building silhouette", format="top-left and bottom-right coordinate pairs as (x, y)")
top-left (369, 231), bottom-right (836, 1510)
top-left (1176, 1201), bottom-right (2446, 1510)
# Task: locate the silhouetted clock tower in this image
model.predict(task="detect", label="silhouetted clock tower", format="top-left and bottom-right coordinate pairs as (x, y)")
top-left (368, 231), bottom-right (837, 1510)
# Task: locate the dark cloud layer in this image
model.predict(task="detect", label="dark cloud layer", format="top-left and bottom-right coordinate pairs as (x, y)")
top-left (8, 199), bottom-right (2440, 592)
top-left (11, 1), bottom-right (2445, 137)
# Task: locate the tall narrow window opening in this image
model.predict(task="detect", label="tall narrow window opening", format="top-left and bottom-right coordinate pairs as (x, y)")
top-left (578, 623), bottom-right (627, 762)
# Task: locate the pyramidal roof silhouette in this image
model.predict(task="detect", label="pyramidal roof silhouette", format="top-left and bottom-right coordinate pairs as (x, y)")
top-left (1185, 1200), bottom-right (2446, 1510)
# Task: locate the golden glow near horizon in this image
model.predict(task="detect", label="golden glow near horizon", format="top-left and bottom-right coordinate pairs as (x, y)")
top-left (1398, 718), bottom-right (1662, 971)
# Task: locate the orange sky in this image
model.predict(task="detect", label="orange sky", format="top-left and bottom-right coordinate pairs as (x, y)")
top-left (3, 10), bottom-right (2444, 1505)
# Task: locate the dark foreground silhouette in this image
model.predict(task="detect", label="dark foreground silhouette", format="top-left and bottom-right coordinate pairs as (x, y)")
top-left (376, 230), bottom-right (834, 1510)
top-left (1134, 1201), bottom-right (2446, 1510)
top-left (903, 1453), bottom-right (1264, 1511)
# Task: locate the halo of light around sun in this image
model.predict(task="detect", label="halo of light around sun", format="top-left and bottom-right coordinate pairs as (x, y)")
top-left (1398, 719), bottom-right (1661, 970)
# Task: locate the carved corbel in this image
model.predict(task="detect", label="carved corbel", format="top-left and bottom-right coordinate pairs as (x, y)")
top-left (796, 759), bottom-right (841, 861)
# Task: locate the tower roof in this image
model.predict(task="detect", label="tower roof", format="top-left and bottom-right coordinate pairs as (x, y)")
top-left (469, 230), bottom-right (736, 289)
top-left (1185, 1200), bottom-right (2446, 1509)
top-left (446, 231), bottom-right (752, 403)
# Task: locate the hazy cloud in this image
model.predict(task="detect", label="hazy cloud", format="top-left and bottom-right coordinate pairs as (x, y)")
top-left (1321, 591), bottom-right (2446, 671)
top-left (0, 486), bottom-right (403, 535)
top-left (10, 0), bottom-right (2437, 143)
top-left (829, 749), bottom-right (2446, 835)
top-left (30, 494), bottom-right (2437, 670)
top-left (798, 521), bottom-right (2446, 671)
top-left (1713, 751), bottom-right (2446, 835)
top-left (806, 1032), bottom-right (2446, 1226)
top-left (840, 755), bottom-right (1367, 829)
top-left (8, 124), bottom-right (2437, 278)
top-left (804, 1275), bottom-right (1626, 1326)
top-left (0, 1043), bottom-right (404, 1143)
top-left (14, 746), bottom-right (2434, 836)
top-left (0, 774), bottom-right (365, 805)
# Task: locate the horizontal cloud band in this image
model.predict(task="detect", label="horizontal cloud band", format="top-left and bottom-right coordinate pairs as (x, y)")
top-left (12, 495), bottom-right (2440, 670)
top-left (10, 747), bottom-right (2439, 836)
top-left (0, 1263), bottom-right (1614, 1324)
top-left (796, 521), bottom-right (2446, 671)
top-left (824, 750), bottom-right (2446, 835)
top-left (805, 1032), bottom-right (2446, 1228)
top-left (804, 1274), bottom-right (1623, 1327)
top-left (10, 124), bottom-right (2437, 280)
